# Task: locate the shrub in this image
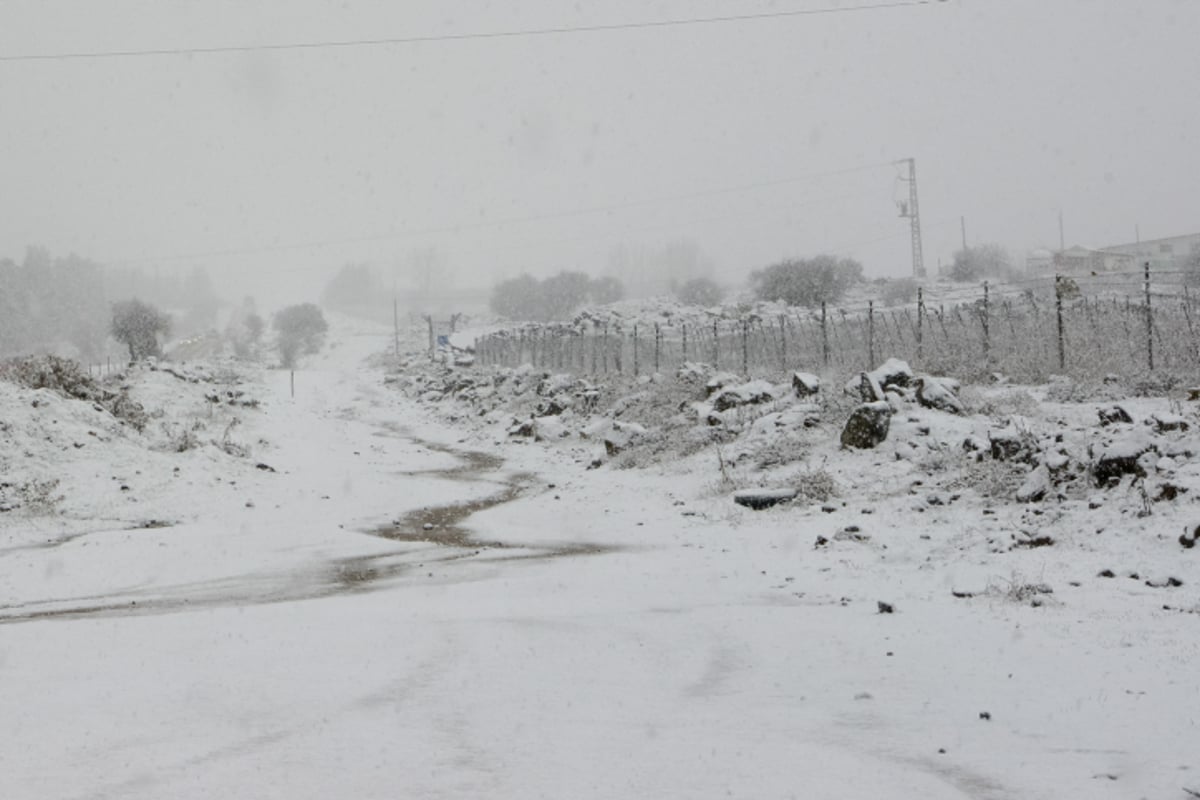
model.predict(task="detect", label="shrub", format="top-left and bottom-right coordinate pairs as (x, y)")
top-left (273, 303), bottom-right (328, 367)
top-left (111, 299), bottom-right (171, 361)
top-left (675, 277), bottom-right (723, 307)
top-left (880, 278), bottom-right (918, 307)
top-left (750, 255), bottom-right (863, 308)
top-left (588, 276), bottom-right (625, 305)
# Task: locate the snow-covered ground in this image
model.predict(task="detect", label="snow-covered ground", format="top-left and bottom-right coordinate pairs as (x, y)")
top-left (2, 315), bottom-right (1198, 799)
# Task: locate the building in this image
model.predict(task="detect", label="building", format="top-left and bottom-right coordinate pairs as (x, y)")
top-left (1051, 245), bottom-right (1136, 275)
top-left (1101, 232), bottom-right (1200, 272)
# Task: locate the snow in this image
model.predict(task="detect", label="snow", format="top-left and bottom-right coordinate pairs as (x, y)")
top-left (2, 314), bottom-right (1199, 799)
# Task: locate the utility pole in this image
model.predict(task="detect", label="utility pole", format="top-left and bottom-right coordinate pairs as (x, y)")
top-left (898, 158), bottom-right (926, 279)
top-left (960, 216), bottom-right (968, 252)
top-left (392, 278), bottom-right (400, 359)
top-left (1058, 211), bottom-right (1065, 251)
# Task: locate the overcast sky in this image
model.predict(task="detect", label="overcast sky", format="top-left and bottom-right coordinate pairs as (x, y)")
top-left (2, 0), bottom-right (1198, 302)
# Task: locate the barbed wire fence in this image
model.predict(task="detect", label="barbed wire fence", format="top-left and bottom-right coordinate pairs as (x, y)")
top-left (473, 265), bottom-right (1200, 383)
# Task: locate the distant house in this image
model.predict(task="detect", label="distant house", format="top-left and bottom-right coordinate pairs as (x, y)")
top-left (1025, 248), bottom-right (1054, 274)
top-left (1052, 245), bottom-right (1135, 275)
top-left (1100, 232), bottom-right (1200, 271)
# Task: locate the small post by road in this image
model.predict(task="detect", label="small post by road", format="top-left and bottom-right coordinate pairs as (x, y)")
top-left (821, 301), bottom-right (829, 367)
top-left (982, 280), bottom-right (990, 365)
top-left (867, 300), bottom-right (876, 369)
top-left (290, 370), bottom-right (295, 399)
top-left (916, 287), bottom-right (924, 364)
top-left (741, 319), bottom-right (749, 375)
top-left (1055, 274), bottom-right (1066, 372)
top-left (1144, 261), bottom-right (1154, 371)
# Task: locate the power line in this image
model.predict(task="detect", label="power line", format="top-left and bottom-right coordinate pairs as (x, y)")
top-left (110, 161), bottom-right (893, 266)
top-left (0, 1), bottom-right (942, 62)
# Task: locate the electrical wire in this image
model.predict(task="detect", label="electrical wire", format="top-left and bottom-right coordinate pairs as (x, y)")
top-left (0, 1), bottom-right (942, 62)
top-left (109, 161), bottom-right (894, 266)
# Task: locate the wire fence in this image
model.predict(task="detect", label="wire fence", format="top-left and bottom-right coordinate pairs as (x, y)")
top-left (474, 266), bottom-right (1200, 383)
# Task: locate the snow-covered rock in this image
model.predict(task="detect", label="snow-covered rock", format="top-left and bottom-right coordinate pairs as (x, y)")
top-left (916, 376), bottom-right (964, 415)
top-left (791, 372), bottom-right (820, 397)
top-left (711, 380), bottom-right (776, 412)
top-left (1092, 431), bottom-right (1157, 486)
top-left (841, 401), bottom-right (892, 449)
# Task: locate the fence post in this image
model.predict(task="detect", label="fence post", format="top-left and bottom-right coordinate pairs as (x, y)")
top-left (778, 315), bottom-right (787, 373)
top-left (602, 323), bottom-right (609, 374)
top-left (821, 301), bottom-right (829, 367)
top-left (653, 323), bottom-right (660, 373)
top-left (1144, 261), bottom-right (1154, 371)
top-left (916, 286), bottom-right (925, 364)
top-left (1054, 274), bottom-right (1066, 372)
top-left (713, 320), bottom-right (719, 369)
top-left (982, 280), bottom-right (990, 365)
top-left (867, 300), bottom-right (876, 368)
top-left (633, 324), bottom-right (640, 376)
top-left (741, 320), bottom-right (749, 375)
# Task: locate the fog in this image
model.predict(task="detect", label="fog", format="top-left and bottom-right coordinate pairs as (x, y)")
top-left (2, 0), bottom-right (1198, 311)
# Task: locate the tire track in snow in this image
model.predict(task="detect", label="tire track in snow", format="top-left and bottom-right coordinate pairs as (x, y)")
top-left (0, 431), bottom-right (614, 625)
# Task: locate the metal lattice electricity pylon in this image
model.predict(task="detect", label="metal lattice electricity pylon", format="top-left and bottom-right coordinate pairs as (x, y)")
top-left (896, 157), bottom-right (926, 279)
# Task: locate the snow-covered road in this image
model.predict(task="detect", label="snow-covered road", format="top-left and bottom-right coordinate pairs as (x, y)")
top-left (1, 324), bottom-right (1194, 799)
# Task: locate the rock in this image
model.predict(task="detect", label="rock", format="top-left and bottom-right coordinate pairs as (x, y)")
top-left (1016, 465), bottom-right (1051, 503)
top-left (792, 372), bottom-right (821, 397)
top-left (603, 421), bottom-right (647, 456)
top-left (536, 373), bottom-right (575, 397)
top-left (869, 358), bottom-right (914, 391)
top-left (705, 371), bottom-right (741, 397)
top-left (533, 417), bottom-right (568, 442)
top-left (733, 489), bottom-right (798, 510)
top-left (841, 401), bottom-right (892, 449)
top-left (507, 419), bottom-right (536, 438)
top-left (1097, 405), bottom-right (1133, 426)
top-left (1151, 412), bottom-right (1190, 433)
top-left (534, 397), bottom-right (570, 417)
top-left (849, 371), bottom-right (886, 402)
top-left (989, 428), bottom-right (1036, 462)
top-left (1093, 432), bottom-right (1157, 486)
top-left (877, 601), bottom-right (895, 614)
top-left (916, 376), bottom-right (964, 415)
top-left (1181, 525), bottom-right (1199, 549)
top-left (779, 403), bottom-right (821, 429)
top-left (676, 362), bottom-right (711, 384)
top-left (712, 380), bottom-right (776, 412)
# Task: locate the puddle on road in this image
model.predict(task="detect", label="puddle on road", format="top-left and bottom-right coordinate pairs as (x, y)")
top-left (0, 428), bottom-right (612, 625)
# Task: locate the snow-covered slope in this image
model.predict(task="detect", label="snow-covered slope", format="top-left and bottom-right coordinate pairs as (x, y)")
top-left (1, 315), bottom-right (1197, 799)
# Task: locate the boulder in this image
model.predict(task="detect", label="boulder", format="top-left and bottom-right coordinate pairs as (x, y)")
top-left (845, 371), bottom-right (885, 403)
top-left (534, 397), bottom-right (570, 417)
top-left (1151, 412), bottom-right (1190, 433)
top-left (603, 421), bottom-right (647, 456)
top-left (1097, 405), bottom-right (1133, 426)
top-left (712, 380), bottom-right (776, 412)
top-left (1092, 431), bottom-right (1157, 486)
top-left (779, 402), bottom-right (821, 429)
top-left (989, 428), bottom-right (1036, 463)
top-left (841, 401), bottom-right (892, 449)
top-left (916, 376), bottom-right (964, 415)
top-left (536, 373), bottom-right (575, 397)
top-left (733, 489), bottom-right (799, 510)
top-left (868, 358), bottom-right (914, 391)
top-left (705, 371), bottom-right (741, 397)
top-left (507, 418), bottom-right (536, 438)
top-left (792, 372), bottom-right (821, 398)
top-left (1016, 464), bottom-right (1051, 503)
top-left (533, 417), bottom-right (568, 442)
